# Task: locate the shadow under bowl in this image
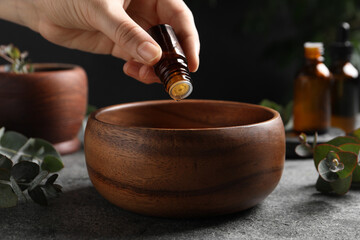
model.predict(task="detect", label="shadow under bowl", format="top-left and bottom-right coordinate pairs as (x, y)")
top-left (84, 99), bottom-right (285, 218)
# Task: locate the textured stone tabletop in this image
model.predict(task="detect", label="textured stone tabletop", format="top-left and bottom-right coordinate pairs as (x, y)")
top-left (1, 149), bottom-right (360, 240)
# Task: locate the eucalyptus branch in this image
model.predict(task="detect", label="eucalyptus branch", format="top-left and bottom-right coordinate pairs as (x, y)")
top-left (0, 44), bottom-right (33, 73)
top-left (0, 127), bottom-right (64, 207)
top-left (0, 51), bottom-right (15, 64)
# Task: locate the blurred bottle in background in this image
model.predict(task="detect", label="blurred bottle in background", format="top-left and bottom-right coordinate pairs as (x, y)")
top-left (330, 22), bottom-right (359, 134)
top-left (293, 42), bottom-right (332, 134)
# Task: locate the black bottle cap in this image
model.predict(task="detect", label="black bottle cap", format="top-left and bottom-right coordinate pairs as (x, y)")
top-left (330, 22), bottom-right (353, 61)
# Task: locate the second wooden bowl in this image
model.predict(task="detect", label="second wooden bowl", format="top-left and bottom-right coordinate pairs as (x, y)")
top-left (84, 99), bottom-right (285, 218)
top-left (0, 63), bottom-right (88, 155)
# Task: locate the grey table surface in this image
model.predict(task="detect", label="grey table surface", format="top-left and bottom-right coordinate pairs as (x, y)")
top-left (1, 149), bottom-right (360, 240)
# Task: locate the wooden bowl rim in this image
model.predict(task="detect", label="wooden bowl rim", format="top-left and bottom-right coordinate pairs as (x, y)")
top-left (0, 63), bottom-right (82, 75)
top-left (90, 99), bottom-right (281, 131)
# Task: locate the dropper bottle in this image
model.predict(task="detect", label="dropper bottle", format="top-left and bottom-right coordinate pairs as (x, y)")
top-left (147, 24), bottom-right (193, 101)
top-left (293, 42), bottom-right (332, 134)
top-left (330, 22), bottom-right (359, 134)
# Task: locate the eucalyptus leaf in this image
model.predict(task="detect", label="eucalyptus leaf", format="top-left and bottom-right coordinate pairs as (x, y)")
top-left (283, 101), bottom-right (293, 125)
top-left (0, 128), bottom-right (64, 207)
top-left (28, 186), bottom-right (48, 206)
top-left (338, 143), bottom-right (360, 156)
top-left (53, 184), bottom-right (62, 193)
top-left (0, 168), bottom-right (10, 181)
top-left (0, 131), bottom-right (28, 153)
top-left (41, 156), bottom-right (64, 173)
top-left (11, 161), bottom-right (39, 182)
top-left (336, 151), bottom-right (358, 179)
top-left (46, 174), bottom-right (58, 185)
top-left (315, 175), bottom-right (332, 193)
top-left (314, 144), bottom-right (341, 169)
top-left (0, 183), bottom-right (18, 208)
top-left (326, 136), bottom-right (360, 146)
top-left (318, 152), bottom-right (341, 182)
top-left (295, 143), bottom-right (313, 157)
top-left (352, 165), bottom-right (360, 182)
top-left (31, 139), bottom-right (61, 159)
top-left (350, 128), bottom-right (360, 139)
top-left (10, 46), bottom-right (20, 59)
top-left (0, 155), bottom-right (12, 171)
top-left (299, 133), bottom-right (307, 143)
top-left (330, 175), bottom-right (353, 195)
top-left (44, 184), bottom-right (61, 198)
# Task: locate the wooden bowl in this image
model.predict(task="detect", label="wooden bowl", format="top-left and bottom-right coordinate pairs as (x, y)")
top-left (0, 63), bottom-right (88, 155)
top-left (84, 99), bottom-right (285, 218)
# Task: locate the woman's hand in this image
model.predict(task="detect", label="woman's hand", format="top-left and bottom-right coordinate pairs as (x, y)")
top-left (0, 0), bottom-right (200, 84)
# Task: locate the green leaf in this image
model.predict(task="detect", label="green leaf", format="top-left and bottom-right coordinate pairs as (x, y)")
top-left (46, 174), bottom-right (58, 185)
top-left (0, 155), bottom-right (13, 180)
top-left (318, 151), bottom-right (342, 182)
top-left (0, 154), bottom-right (13, 170)
top-left (9, 46), bottom-right (20, 59)
top-left (330, 175), bottom-right (353, 195)
top-left (352, 165), bottom-right (360, 183)
top-left (299, 133), bottom-right (307, 143)
top-left (41, 156), bottom-right (64, 173)
top-left (0, 131), bottom-right (28, 152)
top-left (28, 186), bottom-right (48, 206)
top-left (338, 143), bottom-right (360, 156)
top-left (0, 168), bottom-right (10, 181)
top-left (53, 184), bottom-right (62, 193)
top-left (44, 184), bottom-right (61, 198)
top-left (350, 128), bottom-right (360, 139)
top-left (326, 136), bottom-right (360, 146)
top-left (30, 138), bottom-right (61, 160)
top-left (0, 183), bottom-right (18, 208)
top-left (295, 143), bottom-right (313, 157)
top-left (86, 105), bottom-right (97, 116)
top-left (11, 161), bottom-right (39, 181)
top-left (336, 151), bottom-right (358, 179)
top-left (283, 101), bottom-right (293, 124)
top-left (316, 175), bottom-right (333, 193)
top-left (313, 144), bottom-right (341, 168)
top-left (260, 99), bottom-right (284, 113)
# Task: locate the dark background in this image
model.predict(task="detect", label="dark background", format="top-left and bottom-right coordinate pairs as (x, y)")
top-left (1, 0), bottom-right (360, 108)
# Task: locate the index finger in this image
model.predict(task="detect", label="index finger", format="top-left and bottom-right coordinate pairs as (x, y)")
top-left (157, 0), bottom-right (200, 72)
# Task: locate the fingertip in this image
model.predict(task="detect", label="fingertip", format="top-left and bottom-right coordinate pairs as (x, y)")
top-left (139, 64), bottom-right (161, 84)
top-left (123, 61), bottom-right (141, 78)
top-left (123, 61), bottom-right (161, 84)
top-left (188, 54), bottom-right (200, 72)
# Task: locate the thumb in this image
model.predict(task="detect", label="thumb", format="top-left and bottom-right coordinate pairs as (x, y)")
top-left (96, 8), bottom-right (161, 65)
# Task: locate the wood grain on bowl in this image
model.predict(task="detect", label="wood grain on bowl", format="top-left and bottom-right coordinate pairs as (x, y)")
top-left (84, 100), bottom-right (285, 218)
top-left (0, 63), bottom-right (88, 155)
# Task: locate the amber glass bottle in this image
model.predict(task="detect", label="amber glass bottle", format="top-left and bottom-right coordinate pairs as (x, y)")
top-left (330, 23), bottom-right (359, 134)
top-left (293, 42), bottom-right (332, 134)
top-left (147, 24), bottom-right (193, 101)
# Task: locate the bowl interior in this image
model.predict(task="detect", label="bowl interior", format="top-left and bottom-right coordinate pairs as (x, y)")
top-left (95, 100), bottom-right (276, 129)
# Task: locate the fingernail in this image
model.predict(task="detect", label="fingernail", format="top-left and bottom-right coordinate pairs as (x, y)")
top-left (124, 62), bottom-right (141, 77)
top-left (137, 42), bottom-right (161, 64)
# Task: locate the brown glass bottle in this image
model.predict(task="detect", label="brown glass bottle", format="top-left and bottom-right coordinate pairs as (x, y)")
top-left (293, 42), bottom-right (332, 134)
top-left (330, 23), bottom-right (359, 134)
top-left (147, 24), bottom-right (193, 101)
